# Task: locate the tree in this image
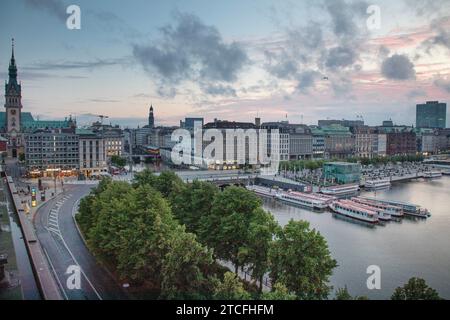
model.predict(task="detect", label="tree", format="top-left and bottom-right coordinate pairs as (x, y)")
top-left (111, 155), bottom-right (127, 168)
top-left (132, 169), bottom-right (158, 188)
top-left (391, 277), bottom-right (442, 300)
top-left (245, 208), bottom-right (278, 293)
top-left (170, 180), bottom-right (218, 235)
top-left (334, 286), bottom-right (353, 300)
top-left (160, 226), bottom-right (216, 299)
top-left (261, 283), bottom-right (296, 300)
top-left (201, 186), bottom-right (262, 272)
top-left (154, 171), bottom-right (185, 198)
top-left (269, 220), bottom-right (337, 300)
top-left (213, 272), bottom-right (251, 300)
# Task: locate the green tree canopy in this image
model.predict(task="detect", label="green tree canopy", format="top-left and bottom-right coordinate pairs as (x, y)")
top-left (261, 283), bottom-right (296, 300)
top-left (391, 277), bottom-right (442, 300)
top-left (269, 220), bottom-right (337, 300)
top-left (213, 272), bottom-right (251, 300)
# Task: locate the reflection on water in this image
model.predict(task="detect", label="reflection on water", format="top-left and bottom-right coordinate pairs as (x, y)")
top-left (263, 176), bottom-right (450, 299)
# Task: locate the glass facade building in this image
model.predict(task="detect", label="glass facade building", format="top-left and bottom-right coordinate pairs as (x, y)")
top-left (416, 101), bottom-right (447, 129)
top-left (323, 162), bottom-right (361, 184)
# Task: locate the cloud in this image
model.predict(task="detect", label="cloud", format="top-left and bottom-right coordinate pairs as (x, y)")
top-left (422, 17), bottom-right (450, 52)
top-left (24, 58), bottom-right (128, 71)
top-left (435, 77), bottom-right (450, 93)
top-left (296, 70), bottom-right (321, 93)
top-left (325, 46), bottom-right (358, 70)
top-left (381, 54), bottom-right (416, 80)
top-left (133, 12), bottom-right (249, 97)
top-left (24, 0), bottom-right (67, 22)
top-left (323, 0), bottom-right (368, 39)
top-left (404, 0), bottom-right (450, 17)
top-left (202, 84), bottom-right (237, 97)
top-left (407, 89), bottom-right (427, 99)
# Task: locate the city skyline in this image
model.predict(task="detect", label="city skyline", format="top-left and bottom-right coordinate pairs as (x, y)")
top-left (1, 0), bottom-right (450, 128)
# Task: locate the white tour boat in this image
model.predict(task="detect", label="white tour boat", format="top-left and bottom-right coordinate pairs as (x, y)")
top-left (351, 197), bottom-right (403, 218)
top-left (320, 184), bottom-right (360, 197)
top-left (277, 191), bottom-right (336, 210)
top-left (329, 200), bottom-right (379, 223)
top-left (364, 179), bottom-right (391, 190)
top-left (423, 171), bottom-right (442, 179)
top-left (359, 197), bottom-right (430, 218)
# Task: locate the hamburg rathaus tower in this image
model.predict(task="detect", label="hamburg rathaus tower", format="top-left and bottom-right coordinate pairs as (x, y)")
top-left (4, 39), bottom-right (23, 158)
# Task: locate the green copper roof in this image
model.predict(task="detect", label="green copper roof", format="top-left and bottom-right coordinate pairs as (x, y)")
top-left (0, 111), bottom-right (70, 132)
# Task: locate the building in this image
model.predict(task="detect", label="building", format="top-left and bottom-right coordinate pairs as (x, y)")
top-left (148, 105), bottom-right (155, 128)
top-left (180, 117), bottom-right (204, 131)
top-left (1, 40), bottom-right (73, 158)
top-left (416, 101), bottom-right (447, 129)
top-left (77, 129), bottom-right (108, 177)
top-left (310, 127), bottom-right (326, 159)
top-left (386, 130), bottom-right (417, 156)
top-left (89, 122), bottom-right (124, 157)
top-left (318, 119), bottom-right (364, 128)
top-left (24, 129), bottom-right (79, 177)
top-left (321, 124), bottom-right (354, 159)
top-left (261, 122), bottom-right (290, 162)
top-left (323, 162), bottom-right (361, 184)
top-left (354, 126), bottom-right (377, 158)
top-left (204, 119), bottom-right (259, 169)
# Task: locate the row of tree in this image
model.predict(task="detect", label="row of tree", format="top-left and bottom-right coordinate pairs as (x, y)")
top-left (77, 170), bottom-right (442, 300)
top-left (77, 170), bottom-right (337, 299)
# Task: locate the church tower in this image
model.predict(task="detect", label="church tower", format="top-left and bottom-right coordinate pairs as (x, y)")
top-left (5, 38), bottom-right (22, 134)
top-left (148, 105), bottom-right (155, 128)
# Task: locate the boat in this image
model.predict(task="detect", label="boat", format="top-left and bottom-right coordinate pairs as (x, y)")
top-left (364, 179), bottom-right (391, 190)
top-left (246, 185), bottom-right (278, 198)
top-left (320, 184), bottom-right (360, 197)
top-left (277, 191), bottom-right (336, 210)
top-left (352, 197), bottom-right (403, 218)
top-left (423, 171), bottom-right (442, 179)
top-left (329, 200), bottom-right (379, 223)
top-left (359, 197), bottom-right (430, 218)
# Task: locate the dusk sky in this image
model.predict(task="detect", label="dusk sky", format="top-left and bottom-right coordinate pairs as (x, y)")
top-left (1, 0), bottom-right (450, 128)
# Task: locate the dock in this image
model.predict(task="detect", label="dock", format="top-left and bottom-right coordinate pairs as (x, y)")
top-left (4, 175), bottom-right (63, 300)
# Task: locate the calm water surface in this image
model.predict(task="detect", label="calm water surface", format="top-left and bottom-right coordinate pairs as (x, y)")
top-left (262, 176), bottom-right (450, 299)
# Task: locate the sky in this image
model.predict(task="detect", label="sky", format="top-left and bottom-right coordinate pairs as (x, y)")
top-left (0, 0), bottom-right (450, 128)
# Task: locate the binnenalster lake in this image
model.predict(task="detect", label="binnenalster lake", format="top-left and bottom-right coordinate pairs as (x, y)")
top-left (262, 176), bottom-right (450, 299)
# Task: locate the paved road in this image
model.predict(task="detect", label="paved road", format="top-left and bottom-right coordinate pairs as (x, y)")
top-left (34, 184), bottom-right (128, 300)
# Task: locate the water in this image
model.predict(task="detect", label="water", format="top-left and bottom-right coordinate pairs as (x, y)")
top-left (262, 176), bottom-right (450, 300)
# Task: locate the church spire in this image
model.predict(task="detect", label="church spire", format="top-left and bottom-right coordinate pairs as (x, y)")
top-left (9, 38), bottom-right (18, 84)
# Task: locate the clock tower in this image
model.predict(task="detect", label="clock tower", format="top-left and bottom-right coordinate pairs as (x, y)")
top-left (4, 39), bottom-right (23, 157)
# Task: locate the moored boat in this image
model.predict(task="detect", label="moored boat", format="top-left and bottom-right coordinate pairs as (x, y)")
top-left (320, 184), bottom-right (360, 197)
top-left (329, 200), bottom-right (379, 223)
top-left (364, 179), bottom-right (391, 190)
top-left (352, 197), bottom-right (403, 218)
top-left (277, 191), bottom-right (335, 210)
top-left (359, 197), bottom-right (430, 218)
top-left (423, 171), bottom-right (442, 179)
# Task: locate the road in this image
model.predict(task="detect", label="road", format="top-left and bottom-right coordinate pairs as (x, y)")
top-left (33, 184), bottom-right (128, 300)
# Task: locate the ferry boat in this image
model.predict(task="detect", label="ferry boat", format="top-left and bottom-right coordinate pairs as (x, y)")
top-left (320, 184), bottom-right (360, 197)
top-left (329, 200), bottom-right (379, 223)
top-left (246, 185), bottom-right (279, 198)
top-left (277, 191), bottom-right (336, 210)
top-left (351, 197), bottom-right (403, 218)
top-left (364, 179), bottom-right (391, 190)
top-left (423, 171), bottom-right (442, 179)
top-left (359, 197), bottom-right (430, 218)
